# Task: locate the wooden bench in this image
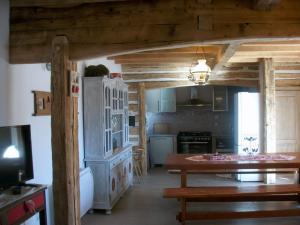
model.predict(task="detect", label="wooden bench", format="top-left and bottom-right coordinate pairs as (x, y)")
top-left (168, 168), bottom-right (298, 174)
top-left (163, 184), bottom-right (300, 225)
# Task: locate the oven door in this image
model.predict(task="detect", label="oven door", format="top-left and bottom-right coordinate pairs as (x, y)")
top-left (178, 141), bottom-right (211, 154)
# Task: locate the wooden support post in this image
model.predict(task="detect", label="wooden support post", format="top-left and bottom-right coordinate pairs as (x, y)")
top-left (259, 58), bottom-right (276, 153)
top-left (259, 58), bottom-right (276, 183)
top-left (138, 82), bottom-right (147, 175)
top-left (51, 36), bottom-right (80, 225)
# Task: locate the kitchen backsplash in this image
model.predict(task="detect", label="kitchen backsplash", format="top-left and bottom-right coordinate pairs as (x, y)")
top-left (146, 86), bottom-right (255, 136)
top-left (147, 108), bottom-right (233, 136)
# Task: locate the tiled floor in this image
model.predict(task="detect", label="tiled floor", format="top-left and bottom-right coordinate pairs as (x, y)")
top-left (82, 168), bottom-right (300, 225)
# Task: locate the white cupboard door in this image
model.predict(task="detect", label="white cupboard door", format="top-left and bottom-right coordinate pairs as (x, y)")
top-left (146, 89), bottom-right (160, 112)
top-left (109, 166), bottom-right (119, 204)
top-left (127, 157), bottom-right (133, 186)
top-left (160, 88), bottom-right (176, 112)
top-left (123, 157), bottom-right (132, 189)
top-left (276, 91), bottom-right (300, 152)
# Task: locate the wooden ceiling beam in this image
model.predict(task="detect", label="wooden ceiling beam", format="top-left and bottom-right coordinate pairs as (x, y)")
top-left (114, 57), bottom-right (216, 65)
top-left (243, 41), bottom-right (300, 46)
top-left (10, 0), bottom-right (300, 64)
top-left (211, 43), bottom-right (240, 77)
top-left (108, 46), bottom-right (223, 58)
top-left (10, 0), bottom-right (129, 7)
top-left (207, 79), bottom-right (259, 88)
top-left (274, 63), bottom-right (300, 71)
top-left (121, 64), bottom-right (191, 73)
top-left (229, 57), bottom-right (300, 63)
top-left (144, 81), bottom-right (196, 89)
top-left (109, 53), bottom-right (217, 61)
top-left (276, 80), bottom-right (300, 87)
top-left (139, 80), bottom-right (258, 89)
top-left (252, 0), bottom-right (281, 11)
top-left (275, 73), bottom-right (300, 80)
top-left (123, 73), bottom-right (189, 81)
top-left (237, 45), bottom-right (300, 53)
top-left (123, 71), bottom-right (259, 82)
top-left (234, 52), bottom-right (300, 58)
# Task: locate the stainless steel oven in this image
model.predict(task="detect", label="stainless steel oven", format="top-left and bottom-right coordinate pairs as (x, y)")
top-left (177, 132), bottom-right (212, 154)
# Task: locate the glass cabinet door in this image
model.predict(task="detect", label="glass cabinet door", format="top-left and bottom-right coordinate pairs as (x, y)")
top-left (113, 87), bottom-right (118, 111)
top-left (104, 83), bottom-right (112, 157)
top-left (123, 88), bottom-right (129, 145)
top-left (119, 90), bottom-right (123, 110)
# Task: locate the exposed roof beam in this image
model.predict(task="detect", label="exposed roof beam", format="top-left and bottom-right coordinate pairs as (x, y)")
top-left (109, 53), bottom-right (216, 61)
top-left (10, 0), bottom-right (128, 7)
top-left (210, 43), bottom-right (241, 77)
top-left (109, 46), bottom-right (222, 56)
top-left (229, 57), bottom-right (300, 63)
top-left (10, 0), bottom-right (300, 64)
top-left (243, 41), bottom-right (300, 47)
top-left (252, 0), bottom-right (281, 11)
top-left (276, 80), bottom-right (300, 87)
top-left (122, 64), bottom-right (191, 73)
top-left (274, 63), bottom-right (300, 71)
top-left (123, 72), bottom-right (259, 82)
top-left (144, 81), bottom-right (196, 89)
top-left (133, 80), bottom-right (259, 89)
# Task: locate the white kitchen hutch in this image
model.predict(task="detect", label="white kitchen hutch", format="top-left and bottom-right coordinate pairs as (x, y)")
top-left (83, 76), bottom-right (132, 214)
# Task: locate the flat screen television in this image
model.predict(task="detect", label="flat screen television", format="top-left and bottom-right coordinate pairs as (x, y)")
top-left (0, 125), bottom-right (33, 188)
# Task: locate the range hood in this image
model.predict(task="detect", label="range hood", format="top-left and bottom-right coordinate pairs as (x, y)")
top-left (177, 87), bottom-right (211, 107)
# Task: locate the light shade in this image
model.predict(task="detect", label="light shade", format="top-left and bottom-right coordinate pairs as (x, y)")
top-left (188, 59), bottom-right (211, 84)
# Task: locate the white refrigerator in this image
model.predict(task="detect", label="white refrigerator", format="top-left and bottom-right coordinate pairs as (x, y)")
top-left (234, 92), bottom-right (262, 181)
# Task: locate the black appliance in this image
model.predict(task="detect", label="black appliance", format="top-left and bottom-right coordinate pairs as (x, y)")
top-left (0, 125), bottom-right (33, 188)
top-left (177, 131), bottom-right (212, 154)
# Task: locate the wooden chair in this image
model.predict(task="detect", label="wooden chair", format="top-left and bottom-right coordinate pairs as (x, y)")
top-left (132, 147), bottom-right (143, 183)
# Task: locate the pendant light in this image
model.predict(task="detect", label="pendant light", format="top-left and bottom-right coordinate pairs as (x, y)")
top-left (187, 47), bottom-right (211, 85)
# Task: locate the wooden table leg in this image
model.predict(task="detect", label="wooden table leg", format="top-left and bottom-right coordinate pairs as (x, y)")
top-left (180, 170), bottom-right (187, 225)
top-left (181, 170), bottom-right (187, 188)
top-left (181, 198), bottom-right (186, 225)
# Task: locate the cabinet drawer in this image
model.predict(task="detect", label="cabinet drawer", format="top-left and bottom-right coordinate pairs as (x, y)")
top-left (110, 156), bottom-right (121, 169)
top-left (110, 149), bottom-right (132, 169)
top-left (6, 192), bottom-right (45, 225)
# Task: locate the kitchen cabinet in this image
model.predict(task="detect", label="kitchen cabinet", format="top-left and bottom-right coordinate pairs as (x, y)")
top-left (149, 135), bottom-right (176, 167)
top-left (146, 88), bottom-right (176, 112)
top-left (213, 86), bottom-right (228, 111)
top-left (85, 146), bottom-right (132, 214)
top-left (83, 76), bottom-right (132, 214)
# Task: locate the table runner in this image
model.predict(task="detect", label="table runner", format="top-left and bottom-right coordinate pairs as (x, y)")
top-left (186, 154), bottom-right (296, 162)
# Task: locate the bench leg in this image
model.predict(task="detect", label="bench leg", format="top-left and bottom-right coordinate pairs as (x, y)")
top-left (181, 198), bottom-right (186, 225)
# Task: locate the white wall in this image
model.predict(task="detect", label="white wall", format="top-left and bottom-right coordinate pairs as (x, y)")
top-left (0, 1), bottom-right (53, 224)
top-left (0, 0), bottom-right (10, 125)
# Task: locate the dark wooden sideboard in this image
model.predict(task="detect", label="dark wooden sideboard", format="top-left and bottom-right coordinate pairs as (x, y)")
top-left (0, 185), bottom-right (47, 225)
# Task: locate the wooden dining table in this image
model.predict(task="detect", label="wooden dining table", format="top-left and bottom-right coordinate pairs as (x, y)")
top-left (165, 153), bottom-right (300, 186)
top-left (163, 153), bottom-right (300, 224)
